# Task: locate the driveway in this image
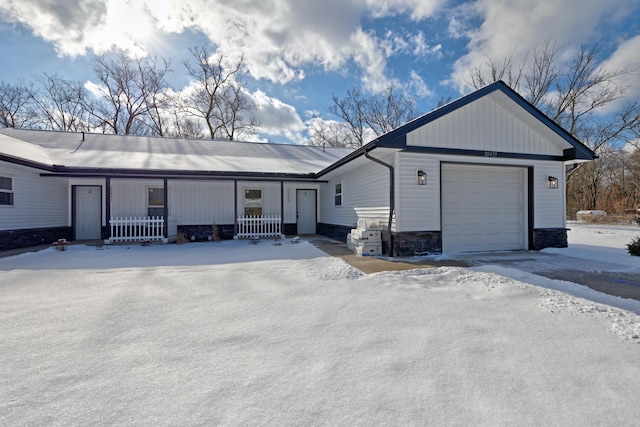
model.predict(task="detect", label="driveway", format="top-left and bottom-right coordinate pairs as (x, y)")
top-left (310, 238), bottom-right (640, 303)
top-left (453, 251), bottom-right (640, 302)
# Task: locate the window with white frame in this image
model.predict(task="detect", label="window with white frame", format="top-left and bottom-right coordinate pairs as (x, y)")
top-left (334, 182), bottom-right (342, 206)
top-left (147, 187), bottom-right (165, 217)
top-left (0, 176), bottom-right (13, 206)
top-left (244, 188), bottom-right (263, 216)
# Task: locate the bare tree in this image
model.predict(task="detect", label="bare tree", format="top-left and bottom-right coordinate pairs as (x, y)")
top-left (365, 83), bottom-right (417, 135)
top-left (87, 51), bottom-right (172, 135)
top-left (307, 112), bottom-right (361, 148)
top-left (467, 41), bottom-right (640, 214)
top-left (30, 73), bottom-right (90, 132)
top-left (180, 46), bottom-right (259, 140)
top-left (314, 84), bottom-right (419, 148)
top-left (0, 81), bottom-right (37, 128)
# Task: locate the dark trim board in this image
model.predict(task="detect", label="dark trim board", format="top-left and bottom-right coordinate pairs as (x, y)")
top-left (401, 146), bottom-right (566, 162)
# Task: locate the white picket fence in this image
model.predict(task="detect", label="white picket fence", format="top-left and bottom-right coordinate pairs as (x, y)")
top-left (236, 215), bottom-right (283, 239)
top-left (107, 216), bottom-right (166, 243)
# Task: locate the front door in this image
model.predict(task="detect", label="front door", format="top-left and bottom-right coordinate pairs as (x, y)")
top-left (75, 186), bottom-right (102, 240)
top-left (296, 189), bottom-right (317, 234)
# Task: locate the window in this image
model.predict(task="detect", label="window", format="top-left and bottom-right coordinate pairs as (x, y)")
top-left (147, 187), bottom-right (165, 217)
top-left (244, 188), bottom-right (263, 216)
top-left (334, 182), bottom-right (342, 206)
top-left (0, 176), bottom-right (13, 206)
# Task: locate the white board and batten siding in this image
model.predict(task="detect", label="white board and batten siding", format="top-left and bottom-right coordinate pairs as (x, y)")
top-left (283, 183), bottom-right (320, 224)
top-left (396, 152), bottom-right (566, 235)
top-left (170, 180), bottom-right (235, 225)
top-left (110, 179), bottom-right (165, 218)
top-left (395, 152), bottom-right (440, 232)
top-left (406, 93), bottom-right (568, 156)
top-left (104, 179), bottom-right (322, 226)
top-left (320, 154), bottom-right (392, 229)
top-left (0, 161), bottom-right (68, 231)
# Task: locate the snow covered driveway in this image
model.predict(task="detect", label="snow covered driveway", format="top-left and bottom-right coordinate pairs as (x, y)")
top-left (1, 239), bottom-right (639, 426)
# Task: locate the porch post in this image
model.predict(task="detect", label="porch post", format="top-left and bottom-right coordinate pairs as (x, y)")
top-left (280, 181), bottom-right (284, 235)
top-left (233, 179), bottom-right (238, 236)
top-left (163, 177), bottom-right (168, 238)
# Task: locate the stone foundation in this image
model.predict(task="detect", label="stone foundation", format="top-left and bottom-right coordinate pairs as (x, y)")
top-left (177, 224), bottom-right (236, 241)
top-left (532, 228), bottom-right (568, 250)
top-left (317, 223), bottom-right (353, 242)
top-left (391, 231), bottom-right (442, 257)
top-left (0, 227), bottom-right (73, 251)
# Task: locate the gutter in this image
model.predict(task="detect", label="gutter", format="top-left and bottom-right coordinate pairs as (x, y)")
top-left (364, 147), bottom-right (395, 257)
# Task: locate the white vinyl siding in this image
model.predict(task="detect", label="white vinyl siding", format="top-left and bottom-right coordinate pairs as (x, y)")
top-left (236, 181), bottom-right (281, 217)
top-left (395, 152), bottom-right (440, 231)
top-left (407, 93), bottom-right (568, 156)
top-left (169, 180), bottom-right (234, 225)
top-left (110, 179), bottom-right (164, 218)
top-left (395, 153), bottom-right (566, 233)
top-left (533, 162), bottom-right (566, 228)
top-left (320, 154), bottom-right (392, 228)
top-left (0, 162), bottom-right (68, 231)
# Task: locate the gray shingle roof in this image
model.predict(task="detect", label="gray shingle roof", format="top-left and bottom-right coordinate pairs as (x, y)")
top-left (0, 128), bottom-right (354, 175)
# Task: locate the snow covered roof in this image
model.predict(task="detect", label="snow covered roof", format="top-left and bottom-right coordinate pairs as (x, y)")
top-left (0, 128), bottom-right (354, 177)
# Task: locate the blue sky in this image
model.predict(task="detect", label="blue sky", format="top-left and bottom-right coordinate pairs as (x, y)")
top-left (0, 0), bottom-right (639, 144)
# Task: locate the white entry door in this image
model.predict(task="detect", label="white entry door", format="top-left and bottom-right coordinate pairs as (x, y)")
top-left (441, 164), bottom-right (527, 253)
top-left (75, 186), bottom-right (102, 240)
top-left (296, 189), bottom-right (317, 234)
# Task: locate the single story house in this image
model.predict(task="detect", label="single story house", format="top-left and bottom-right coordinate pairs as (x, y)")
top-left (0, 81), bottom-right (595, 255)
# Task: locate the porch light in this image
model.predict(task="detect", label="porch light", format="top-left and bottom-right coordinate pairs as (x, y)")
top-left (417, 170), bottom-right (427, 185)
top-left (548, 176), bottom-right (559, 189)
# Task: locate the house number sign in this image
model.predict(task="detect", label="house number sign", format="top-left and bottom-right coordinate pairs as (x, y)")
top-left (484, 151), bottom-right (498, 157)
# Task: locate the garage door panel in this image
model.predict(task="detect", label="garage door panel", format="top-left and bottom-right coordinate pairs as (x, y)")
top-left (442, 164), bottom-right (527, 253)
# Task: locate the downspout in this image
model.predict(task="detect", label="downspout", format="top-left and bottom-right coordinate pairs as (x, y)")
top-left (364, 147), bottom-right (395, 257)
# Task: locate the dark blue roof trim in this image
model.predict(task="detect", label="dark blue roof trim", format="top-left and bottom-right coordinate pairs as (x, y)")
top-left (401, 146), bottom-right (566, 161)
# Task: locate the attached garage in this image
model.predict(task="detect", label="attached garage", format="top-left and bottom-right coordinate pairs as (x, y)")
top-left (441, 164), bottom-right (527, 253)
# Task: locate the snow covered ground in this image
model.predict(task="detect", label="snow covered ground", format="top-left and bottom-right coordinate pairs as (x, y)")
top-left (1, 223), bottom-right (639, 425)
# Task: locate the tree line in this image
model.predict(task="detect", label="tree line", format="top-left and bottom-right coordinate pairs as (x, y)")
top-left (0, 46), bottom-right (259, 140)
top-left (1, 41), bottom-right (640, 216)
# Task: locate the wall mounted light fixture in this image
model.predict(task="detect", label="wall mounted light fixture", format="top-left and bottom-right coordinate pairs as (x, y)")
top-left (417, 170), bottom-right (427, 185)
top-left (548, 176), bottom-right (559, 189)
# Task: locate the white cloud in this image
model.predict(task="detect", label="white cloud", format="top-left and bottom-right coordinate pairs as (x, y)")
top-left (448, 0), bottom-right (640, 93)
top-left (0, 0), bottom-right (449, 93)
top-left (599, 35), bottom-right (640, 102)
top-left (408, 71), bottom-right (433, 98)
top-left (249, 89), bottom-right (307, 144)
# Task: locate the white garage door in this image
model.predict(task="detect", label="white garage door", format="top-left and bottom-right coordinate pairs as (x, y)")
top-left (441, 164), bottom-right (527, 253)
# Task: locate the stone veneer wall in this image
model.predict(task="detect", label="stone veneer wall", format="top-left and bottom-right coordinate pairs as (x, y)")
top-left (391, 231), bottom-right (442, 257)
top-left (317, 223), bottom-right (352, 242)
top-left (176, 223), bottom-right (297, 241)
top-left (0, 227), bottom-right (72, 251)
top-left (532, 228), bottom-right (568, 250)
top-left (177, 224), bottom-right (236, 241)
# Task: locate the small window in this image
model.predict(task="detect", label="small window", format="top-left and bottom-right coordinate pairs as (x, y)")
top-left (147, 187), bottom-right (165, 217)
top-left (244, 188), bottom-right (263, 216)
top-left (334, 182), bottom-right (342, 206)
top-left (0, 176), bottom-right (13, 206)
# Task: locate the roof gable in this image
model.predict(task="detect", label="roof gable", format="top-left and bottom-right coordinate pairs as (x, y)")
top-left (376, 81), bottom-right (595, 161)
